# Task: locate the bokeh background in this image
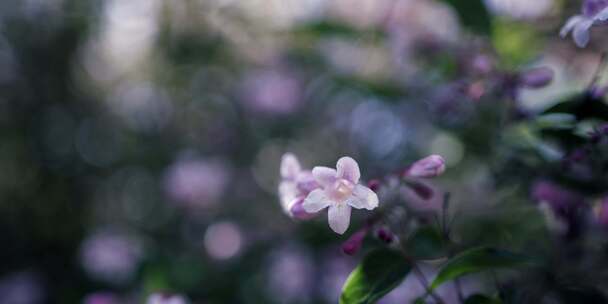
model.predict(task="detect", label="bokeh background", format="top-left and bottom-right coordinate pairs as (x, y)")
top-left (0, 0), bottom-right (606, 303)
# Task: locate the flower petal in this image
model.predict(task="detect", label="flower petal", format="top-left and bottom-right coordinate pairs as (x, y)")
top-left (280, 153), bottom-right (301, 179)
top-left (573, 19), bottom-right (594, 47)
top-left (328, 203), bottom-right (352, 234)
top-left (278, 181), bottom-right (298, 212)
top-left (312, 166), bottom-right (337, 188)
top-left (302, 189), bottom-right (331, 213)
top-left (348, 185), bottom-right (379, 210)
top-left (595, 7), bottom-right (608, 22)
top-left (336, 156), bottom-right (360, 184)
top-left (560, 16), bottom-right (584, 38)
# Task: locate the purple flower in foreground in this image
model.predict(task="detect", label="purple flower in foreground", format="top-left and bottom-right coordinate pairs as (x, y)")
top-left (560, 0), bottom-right (608, 47)
top-left (278, 153), bottom-right (320, 219)
top-left (404, 155), bottom-right (446, 178)
top-left (303, 157), bottom-right (379, 234)
top-left (146, 293), bottom-right (188, 304)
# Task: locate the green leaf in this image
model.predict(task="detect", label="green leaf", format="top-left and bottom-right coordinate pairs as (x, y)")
top-left (340, 249), bottom-right (412, 304)
top-left (492, 19), bottom-right (541, 67)
top-left (430, 247), bottom-right (539, 290)
top-left (405, 227), bottom-right (447, 260)
top-left (440, 0), bottom-right (492, 35)
top-left (464, 294), bottom-right (503, 304)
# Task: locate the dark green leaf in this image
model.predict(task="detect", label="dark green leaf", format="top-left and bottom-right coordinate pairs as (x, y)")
top-left (465, 294), bottom-right (503, 304)
top-left (440, 0), bottom-right (492, 35)
top-left (405, 227), bottom-right (447, 260)
top-left (430, 247), bottom-right (539, 290)
top-left (340, 249), bottom-right (412, 304)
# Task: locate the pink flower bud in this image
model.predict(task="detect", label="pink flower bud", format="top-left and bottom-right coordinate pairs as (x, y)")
top-left (376, 227), bottom-right (394, 244)
top-left (405, 155), bottom-right (446, 178)
top-left (289, 197), bottom-right (317, 220)
top-left (367, 179), bottom-right (381, 192)
top-left (520, 67), bottom-right (554, 89)
top-left (342, 229), bottom-right (368, 256)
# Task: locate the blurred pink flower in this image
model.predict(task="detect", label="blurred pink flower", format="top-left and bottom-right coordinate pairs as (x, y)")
top-left (303, 157), bottom-right (378, 234)
top-left (79, 231), bottom-right (142, 284)
top-left (278, 153), bottom-right (319, 219)
top-left (164, 158), bottom-right (229, 208)
top-left (146, 293), bottom-right (188, 304)
top-left (404, 155), bottom-right (446, 178)
top-left (342, 227), bottom-right (368, 255)
top-left (266, 245), bottom-right (315, 302)
top-left (241, 70), bottom-right (302, 115)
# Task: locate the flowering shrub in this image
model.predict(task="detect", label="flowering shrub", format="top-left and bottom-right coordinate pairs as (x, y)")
top-left (2, 0), bottom-right (608, 303)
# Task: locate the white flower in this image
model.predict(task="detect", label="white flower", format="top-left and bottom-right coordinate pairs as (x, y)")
top-left (278, 153), bottom-right (319, 218)
top-left (560, 0), bottom-right (608, 48)
top-left (302, 157), bottom-right (379, 234)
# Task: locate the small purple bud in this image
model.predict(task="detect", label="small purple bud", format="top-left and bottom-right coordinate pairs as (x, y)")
top-left (289, 197), bottom-right (317, 220)
top-left (405, 155), bottom-right (446, 178)
top-left (376, 227), bottom-right (394, 244)
top-left (407, 181), bottom-right (435, 201)
top-left (342, 229), bottom-right (368, 256)
top-left (520, 67), bottom-right (554, 89)
top-left (367, 179), bottom-right (381, 192)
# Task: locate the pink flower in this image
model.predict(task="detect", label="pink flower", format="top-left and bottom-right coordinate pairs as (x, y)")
top-left (404, 155), bottom-right (446, 178)
top-left (303, 157), bottom-right (379, 234)
top-left (146, 293), bottom-right (188, 304)
top-left (278, 153), bottom-right (320, 219)
top-left (342, 228), bottom-right (368, 255)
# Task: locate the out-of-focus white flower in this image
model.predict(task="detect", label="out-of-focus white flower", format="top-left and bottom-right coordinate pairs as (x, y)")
top-left (484, 0), bottom-right (553, 20)
top-left (266, 245), bottom-right (315, 302)
top-left (278, 153), bottom-right (319, 219)
top-left (204, 221), bottom-right (243, 260)
top-left (560, 0), bottom-right (608, 47)
top-left (303, 157), bottom-right (379, 234)
top-left (405, 155), bottom-right (446, 178)
top-left (164, 158), bottom-right (229, 209)
top-left (79, 230), bottom-right (143, 284)
top-left (146, 293), bottom-right (188, 304)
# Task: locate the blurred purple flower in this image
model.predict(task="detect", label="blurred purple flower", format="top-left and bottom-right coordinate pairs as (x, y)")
top-left (401, 180), bottom-right (443, 212)
top-left (83, 292), bottom-right (121, 304)
top-left (266, 245), bottom-right (314, 302)
top-left (241, 69), bottom-right (302, 115)
top-left (376, 226), bottom-right (395, 244)
top-left (164, 158), bottom-right (229, 209)
top-left (303, 157), bottom-right (379, 234)
top-left (0, 271), bottom-right (44, 304)
top-left (531, 180), bottom-right (587, 237)
top-left (278, 153), bottom-right (320, 219)
top-left (204, 221), bottom-right (243, 260)
top-left (146, 293), bottom-right (188, 304)
top-left (560, 0), bottom-right (608, 47)
top-left (519, 67), bottom-right (554, 88)
top-left (404, 155), bottom-right (446, 178)
top-left (79, 231), bottom-right (143, 284)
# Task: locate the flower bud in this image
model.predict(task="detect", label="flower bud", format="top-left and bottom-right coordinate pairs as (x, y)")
top-left (376, 227), bottom-right (394, 244)
top-left (342, 228), bottom-right (368, 256)
top-left (520, 67), bottom-right (554, 89)
top-left (596, 197), bottom-right (608, 227)
top-left (405, 155), bottom-right (446, 178)
top-left (367, 179), bottom-right (381, 192)
top-left (289, 197), bottom-right (317, 220)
